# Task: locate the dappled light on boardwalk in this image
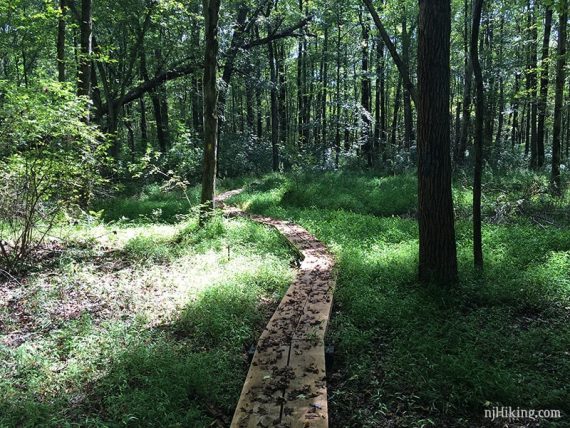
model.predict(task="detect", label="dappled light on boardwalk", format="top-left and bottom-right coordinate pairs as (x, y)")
top-left (217, 190), bottom-right (335, 428)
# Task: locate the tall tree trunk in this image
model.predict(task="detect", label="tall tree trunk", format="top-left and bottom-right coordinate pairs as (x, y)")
top-left (139, 96), bottom-right (148, 152)
top-left (551, 0), bottom-right (567, 192)
top-left (360, 8), bottom-right (373, 166)
top-left (537, 5), bottom-right (553, 168)
top-left (494, 75), bottom-right (504, 153)
top-left (457, 0), bottom-right (472, 165)
top-left (402, 11), bottom-right (414, 149)
top-left (510, 72), bottom-right (520, 148)
top-left (277, 43), bottom-right (288, 152)
top-left (528, 1), bottom-right (539, 169)
top-left (57, 0), bottom-right (66, 82)
top-left (200, 0), bottom-right (221, 223)
top-left (417, 0), bottom-right (458, 283)
top-left (335, 19), bottom-right (342, 167)
top-left (391, 76), bottom-right (402, 149)
top-left (78, 0), bottom-right (92, 113)
top-left (192, 76), bottom-right (203, 136)
top-left (124, 104), bottom-right (135, 162)
top-left (321, 26), bottom-right (329, 160)
top-left (471, 0), bottom-right (485, 270)
top-left (268, 40), bottom-right (280, 171)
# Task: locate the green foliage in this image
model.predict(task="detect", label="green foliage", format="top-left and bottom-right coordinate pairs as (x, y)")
top-left (233, 172), bottom-right (570, 427)
top-left (0, 81), bottom-right (107, 271)
top-left (0, 197), bottom-right (294, 426)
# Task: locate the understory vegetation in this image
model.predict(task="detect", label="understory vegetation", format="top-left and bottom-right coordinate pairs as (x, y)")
top-left (1, 171), bottom-right (569, 426)
top-left (0, 193), bottom-right (294, 427)
top-left (229, 171), bottom-right (570, 427)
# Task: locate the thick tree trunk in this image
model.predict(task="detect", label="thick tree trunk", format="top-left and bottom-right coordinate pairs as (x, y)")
top-left (551, 0), bottom-right (567, 192)
top-left (537, 6), bottom-right (553, 168)
top-left (417, 0), bottom-right (458, 283)
top-left (200, 0), bottom-right (221, 223)
top-left (471, 0), bottom-right (485, 270)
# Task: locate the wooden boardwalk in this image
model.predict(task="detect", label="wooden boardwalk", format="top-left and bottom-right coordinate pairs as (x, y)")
top-left (216, 190), bottom-right (335, 428)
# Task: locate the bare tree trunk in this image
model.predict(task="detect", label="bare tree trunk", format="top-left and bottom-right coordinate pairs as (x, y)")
top-left (510, 72), bottom-right (520, 148)
top-left (268, 40), bottom-right (280, 171)
top-left (528, 1), bottom-right (538, 169)
top-left (78, 0), bottom-right (92, 117)
top-left (200, 0), bottom-right (221, 224)
top-left (360, 8), bottom-right (373, 166)
top-left (471, 0), bottom-right (485, 270)
top-left (537, 5), bottom-right (553, 168)
top-left (335, 19), bottom-right (342, 167)
top-left (321, 26), bottom-right (329, 161)
top-left (551, 0), bottom-right (567, 192)
top-left (139, 96), bottom-right (148, 152)
top-left (57, 0), bottom-right (66, 82)
top-left (402, 11), bottom-right (414, 149)
top-left (417, 0), bottom-right (458, 283)
top-left (277, 43), bottom-right (288, 153)
top-left (457, 0), bottom-right (473, 165)
top-left (391, 76), bottom-right (402, 149)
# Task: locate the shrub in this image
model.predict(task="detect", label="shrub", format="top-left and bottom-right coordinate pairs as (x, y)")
top-left (0, 80), bottom-right (107, 272)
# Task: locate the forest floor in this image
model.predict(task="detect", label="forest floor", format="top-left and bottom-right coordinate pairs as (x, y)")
top-left (0, 184), bottom-right (296, 426)
top-left (1, 171), bottom-right (569, 427)
top-left (227, 171), bottom-right (570, 427)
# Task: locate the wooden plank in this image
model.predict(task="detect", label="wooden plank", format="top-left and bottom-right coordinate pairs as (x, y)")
top-left (231, 343), bottom-right (290, 428)
top-left (281, 342), bottom-right (328, 427)
top-left (219, 190), bottom-right (335, 428)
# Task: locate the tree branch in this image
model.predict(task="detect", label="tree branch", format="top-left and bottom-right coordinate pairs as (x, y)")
top-left (362, 0), bottom-right (417, 106)
top-left (240, 16), bottom-right (312, 50)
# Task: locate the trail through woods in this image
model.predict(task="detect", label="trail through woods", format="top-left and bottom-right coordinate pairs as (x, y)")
top-left (216, 189), bottom-right (336, 428)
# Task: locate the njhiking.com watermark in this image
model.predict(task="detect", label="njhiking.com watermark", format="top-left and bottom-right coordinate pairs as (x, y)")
top-left (484, 406), bottom-right (562, 422)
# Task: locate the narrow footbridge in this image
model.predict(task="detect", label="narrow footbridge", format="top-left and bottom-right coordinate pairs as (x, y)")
top-left (216, 190), bottom-right (336, 428)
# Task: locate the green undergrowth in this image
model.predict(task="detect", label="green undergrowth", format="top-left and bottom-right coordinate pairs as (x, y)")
top-left (0, 204), bottom-right (294, 426)
top-left (93, 177), bottom-right (250, 224)
top-left (229, 171), bottom-right (570, 427)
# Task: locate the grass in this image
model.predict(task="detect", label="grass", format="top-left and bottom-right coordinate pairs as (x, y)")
top-left (0, 188), bottom-right (295, 427)
top-left (229, 171), bottom-right (570, 427)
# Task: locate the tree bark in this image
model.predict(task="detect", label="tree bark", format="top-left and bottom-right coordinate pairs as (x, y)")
top-left (390, 76), bottom-right (402, 149)
top-left (551, 0), bottom-right (567, 192)
top-left (268, 40), bottom-right (280, 171)
top-left (528, 1), bottom-right (539, 169)
top-left (360, 8), bottom-right (373, 166)
top-left (510, 72), bottom-right (520, 148)
top-left (537, 5), bottom-right (553, 168)
top-left (402, 12), bottom-right (414, 149)
top-left (471, 0), bottom-right (485, 270)
top-left (417, 0), bottom-right (458, 283)
top-left (57, 0), bottom-right (66, 82)
top-left (200, 0), bottom-right (221, 223)
top-left (457, 0), bottom-right (472, 165)
top-left (78, 0), bottom-right (92, 114)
